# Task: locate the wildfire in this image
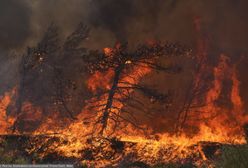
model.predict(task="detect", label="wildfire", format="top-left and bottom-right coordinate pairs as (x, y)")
top-left (34, 51), bottom-right (247, 166)
top-left (192, 54), bottom-right (247, 143)
top-left (42, 43), bottom-right (248, 166)
top-left (0, 42), bottom-right (247, 167)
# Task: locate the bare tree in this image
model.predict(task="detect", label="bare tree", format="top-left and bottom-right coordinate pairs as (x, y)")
top-left (14, 22), bottom-right (190, 136)
top-left (13, 23), bottom-right (89, 132)
top-left (83, 42), bottom-right (189, 135)
top-left (175, 17), bottom-right (213, 133)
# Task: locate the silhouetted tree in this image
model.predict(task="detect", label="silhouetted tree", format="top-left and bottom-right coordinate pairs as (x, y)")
top-left (13, 23), bottom-right (89, 132)
top-left (83, 42), bottom-right (190, 135)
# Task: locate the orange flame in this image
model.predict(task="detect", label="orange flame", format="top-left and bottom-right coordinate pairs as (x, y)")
top-left (0, 88), bottom-right (16, 134)
top-left (0, 39), bottom-right (247, 166)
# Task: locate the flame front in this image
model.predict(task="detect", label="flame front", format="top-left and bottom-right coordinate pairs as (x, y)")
top-left (0, 44), bottom-right (248, 167)
top-left (33, 51), bottom-right (248, 166)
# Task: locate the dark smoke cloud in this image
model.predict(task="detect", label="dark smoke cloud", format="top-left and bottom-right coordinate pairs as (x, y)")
top-left (89, 0), bottom-right (135, 41)
top-left (88, 0), bottom-right (163, 42)
top-left (27, 0), bottom-right (89, 36)
top-left (0, 0), bottom-right (31, 94)
top-left (0, 0), bottom-right (31, 51)
top-left (1, 0), bottom-right (247, 53)
top-left (0, 0), bottom-right (247, 82)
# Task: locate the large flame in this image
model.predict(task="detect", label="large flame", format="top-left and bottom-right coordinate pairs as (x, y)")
top-left (31, 50), bottom-right (248, 166)
top-left (0, 49), bottom-right (247, 167)
top-left (0, 88), bottom-right (16, 134)
top-left (0, 24), bottom-right (247, 166)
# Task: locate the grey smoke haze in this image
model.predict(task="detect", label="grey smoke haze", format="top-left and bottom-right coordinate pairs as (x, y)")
top-left (0, 0), bottom-right (246, 93)
top-left (0, 0), bottom-right (248, 97)
top-left (0, 0), bottom-right (247, 52)
top-left (0, 0), bottom-right (31, 50)
top-left (0, 0), bottom-right (248, 132)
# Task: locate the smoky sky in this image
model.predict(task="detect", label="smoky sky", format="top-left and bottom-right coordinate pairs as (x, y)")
top-left (0, 0), bottom-right (246, 85)
top-left (1, 0), bottom-right (248, 94)
top-left (0, 0), bottom-right (31, 51)
top-left (88, 0), bottom-right (162, 42)
top-left (0, 0), bottom-right (247, 53)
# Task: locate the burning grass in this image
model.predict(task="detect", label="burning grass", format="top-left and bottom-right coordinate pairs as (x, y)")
top-left (0, 134), bottom-right (247, 167)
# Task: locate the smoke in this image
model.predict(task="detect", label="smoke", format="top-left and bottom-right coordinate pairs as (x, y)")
top-left (0, 51), bottom-right (19, 94)
top-left (26, 0), bottom-right (89, 39)
top-left (0, 0), bottom-right (31, 51)
top-left (88, 0), bottom-right (163, 42)
top-left (0, 0), bottom-right (247, 53)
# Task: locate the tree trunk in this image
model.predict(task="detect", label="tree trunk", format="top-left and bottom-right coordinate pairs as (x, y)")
top-left (100, 64), bottom-right (124, 135)
top-left (12, 70), bottom-right (26, 132)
